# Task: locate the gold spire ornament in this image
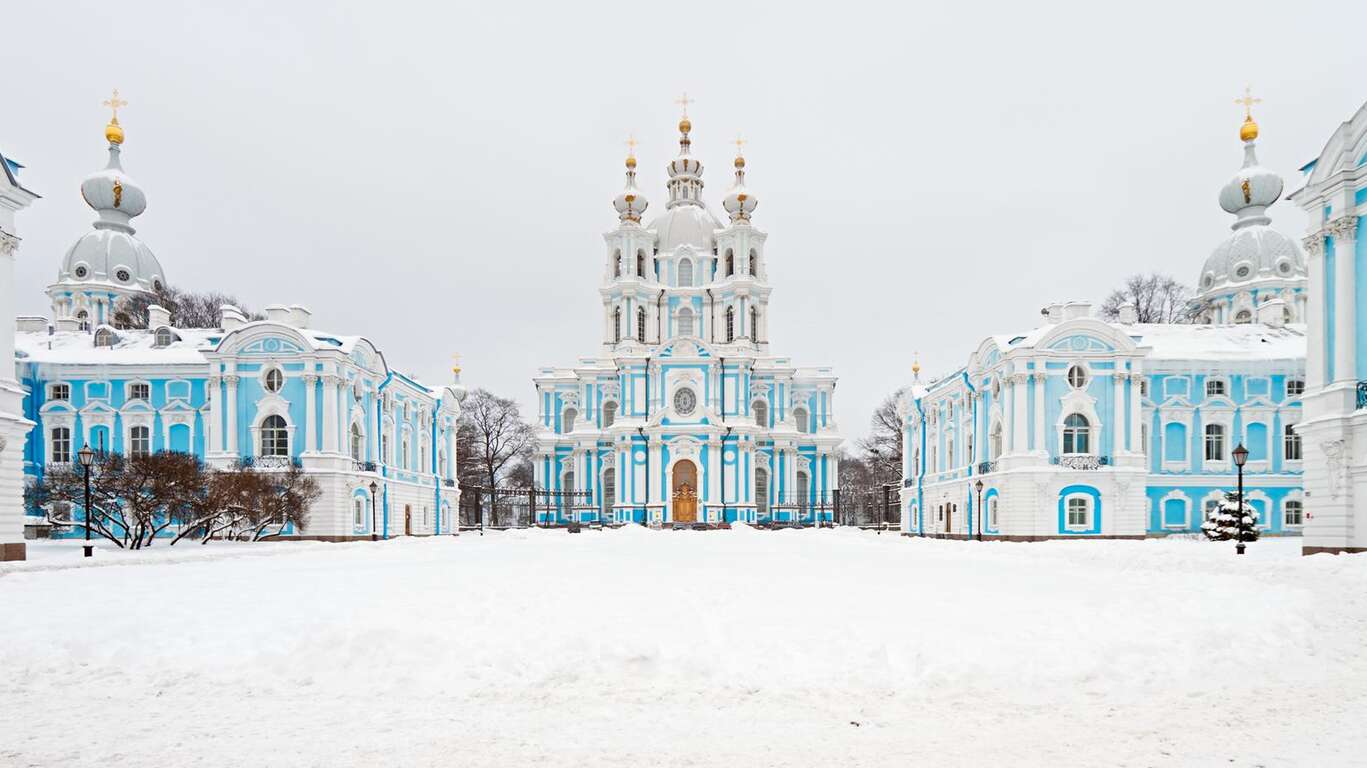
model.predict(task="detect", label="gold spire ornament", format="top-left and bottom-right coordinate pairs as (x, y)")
top-left (102, 88), bottom-right (128, 145)
top-left (675, 92), bottom-right (693, 134)
top-left (1235, 86), bottom-right (1261, 142)
top-left (451, 353), bottom-right (462, 378)
top-left (733, 135), bottom-right (746, 168)
top-left (624, 135), bottom-right (638, 169)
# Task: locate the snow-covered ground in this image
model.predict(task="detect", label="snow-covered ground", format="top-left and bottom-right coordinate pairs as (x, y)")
top-left (3, 529), bottom-right (1366, 767)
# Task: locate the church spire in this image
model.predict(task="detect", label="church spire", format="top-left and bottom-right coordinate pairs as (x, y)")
top-left (612, 135), bottom-right (649, 224)
top-left (665, 93), bottom-right (704, 209)
top-left (723, 135), bottom-right (758, 224)
top-left (1218, 87), bottom-right (1282, 230)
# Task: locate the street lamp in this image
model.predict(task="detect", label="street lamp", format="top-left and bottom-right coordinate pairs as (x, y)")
top-left (1232, 443), bottom-right (1249, 555)
top-left (369, 481), bottom-right (379, 542)
top-left (77, 445), bottom-right (95, 558)
top-left (974, 478), bottom-right (984, 542)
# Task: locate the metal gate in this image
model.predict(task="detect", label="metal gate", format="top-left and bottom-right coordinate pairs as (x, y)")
top-left (458, 486), bottom-right (595, 531)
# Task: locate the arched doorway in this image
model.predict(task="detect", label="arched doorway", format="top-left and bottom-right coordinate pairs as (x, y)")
top-left (601, 467), bottom-right (616, 523)
top-left (404, 504), bottom-right (413, 536)
top-left (672, 459), bottom-right (698, 523)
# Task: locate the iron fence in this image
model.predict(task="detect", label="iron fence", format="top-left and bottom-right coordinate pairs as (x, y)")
top-left (458, 486), bottom-right (596, 532)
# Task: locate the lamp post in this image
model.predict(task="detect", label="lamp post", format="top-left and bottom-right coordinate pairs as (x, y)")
top-left (1232, 443), bottom-right (1249, 555)
top-left (974, 478), bottom-right (984, 542)
top-left (369, 481), bottom-right (379, 542)
top-left (78, 445), bottom-right (95, 558)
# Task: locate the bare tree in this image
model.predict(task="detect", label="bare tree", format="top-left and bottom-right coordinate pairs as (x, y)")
top-left (458, 387), bottom-right (535, 489)
top-left (1099, 273), bottom-right (1196, 324)
top-left (855, 387), bottom-right (906, 486)
top-left (116, 283), bottom-right (264, 330)
top-left (29, 451), bottom-right (204, 548)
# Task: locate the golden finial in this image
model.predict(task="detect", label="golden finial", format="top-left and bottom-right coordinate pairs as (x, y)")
top-left (1235, 85), bottom-right (1261, 142)
top-left (102, 88), bottom-right (128, 145)
top-left (675, 92), bottom-right (693, 134)
top-left (912, 353), bottom-right (921, 378)
top-left (451, 353), bottom-right (462, 377)
top-left (624, 134), bottom-right (638, 169)
top-left (733, 135), bottom-right (746, 168)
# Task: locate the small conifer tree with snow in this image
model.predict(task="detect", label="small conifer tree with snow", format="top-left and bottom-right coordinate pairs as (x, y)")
top-left (1201, 491), bottom-right (1260, 543)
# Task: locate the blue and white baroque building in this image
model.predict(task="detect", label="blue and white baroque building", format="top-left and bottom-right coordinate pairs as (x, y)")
top-left (0, 144), bottom-right (40, 560)
top-left (901, 109), bottom-right (1308, 540)
top-left (533, 113), bottom-right (841, 526)
top-left (8, 114), bottom-right (464, 550)
top-left (1290, 99), bottom-right (1367, 554)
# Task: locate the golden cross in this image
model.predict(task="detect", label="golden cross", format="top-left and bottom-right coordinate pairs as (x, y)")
top-left (102, 88), bottom-right (127, 121)
top-left (733, 135), bottom-right (746, 156)
top-left (1235, 85), bottom-right (1261, 118)
top-left (674, 92), bottom-right (693, 118)
top-left (624, 134), bottom-right (638, 156)
top-left (451, 353), bottom-right (462, 375)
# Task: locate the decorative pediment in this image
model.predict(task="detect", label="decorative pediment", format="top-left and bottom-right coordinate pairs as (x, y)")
top-left (561, 391), bottom-right (580, 409)
top-left (600, 452), bottom-right (616, 469)
top-left (749, 380), bottom-right (769, 402)
top-left (600, 381), bottom-right (621, 402)
top-left (1047, 334), bottom-right (1114, 353)
top-left (240, 336), bottom-right (304, 356)
top-left (795, 455), bottom-right (812, 472)
top-left (670, 436), bottom-right (701, 461)
top-left (754, 451), bottom-right (770, 470)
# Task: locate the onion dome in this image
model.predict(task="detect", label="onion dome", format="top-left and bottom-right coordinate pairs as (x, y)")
top-left (722, 140), bottom-right (758, 223)
top-left (665, 94), bottom-right (704, 209)
top-left (612, 140), bottom-right (649, 224)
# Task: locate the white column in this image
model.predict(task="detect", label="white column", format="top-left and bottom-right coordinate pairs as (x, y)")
top-left (1033, 364), bottom-right (1046, 454)
top-left (1002, 374), bottom-right (1015, 454)
top-left (224, 375), bottom-right (239, 455)
top-left (1129, 370), bottom-right (1144, 457)
top-left (1304, 234), bottom-right (1327, 389)
top-left (1012, 373), bottom-right (1029, 454)
top-left (303, 374), bottom-right (317, 454)
top-left (1112, 371), bottom-right (1127, 453)
top-left (207, 376), bottom-right (222, 453)
top-left (1331, 217), bottom-right (1358, 382)
top-left (0, 229), bottom-right (35, 561)
top-left (321, 373), bottom-right (337, 455)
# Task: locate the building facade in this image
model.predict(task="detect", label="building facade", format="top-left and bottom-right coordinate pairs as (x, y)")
top-left (14, 111), bottom-right (464, 544)
top-left (901, 109), bottom-right (1307, 540)
top-left (1, 148), bottom-right (40, 560)
top-left (532, 111), bottom-right (841, 526)
top-left (1289, 99), bottom-right (1367, 554)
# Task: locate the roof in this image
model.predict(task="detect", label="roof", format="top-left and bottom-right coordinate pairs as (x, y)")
top-left (16, 324), bottom-right (368, 367)
top-left (0, 148), bottom-right (39, 198)
top-left (1127, 322), bottom-right (1305, 362)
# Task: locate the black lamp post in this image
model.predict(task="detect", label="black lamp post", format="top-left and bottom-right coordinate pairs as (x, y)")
top-left (78, 445), bottom-right (95, 558)
top-left (1232, 443), bottom-right (1249, 555)
top-left (369, 481), bottom-right (379, 542)
top-left (974, 478), bottom-right (984, 542)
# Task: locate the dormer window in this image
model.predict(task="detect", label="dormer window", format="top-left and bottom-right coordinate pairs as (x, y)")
top-left (153, 327), bottom-right (175, 348)
top-left (93, 327), bottom-right (115, 347)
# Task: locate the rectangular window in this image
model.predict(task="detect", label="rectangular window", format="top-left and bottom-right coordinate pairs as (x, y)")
top-left (1204, 425), bottom-right (1225, 461)
top-left (1205, 380), bottom-right (1226, 397)
top-left (1286, 379), bottom-right (1305, 397)
top-left (354, 498), bottom-right (365, 528)
top-left (50, 384), bottom-right (70, 402)
top-left (1285, 500), bottom-right (1303, 526)
top-left (51, 427), bottom-right (71, 463)
top-left (130, 425), bottom-right (151, 457)
top-left (129, 383), bottom-right (150, 401)
top-left (1066, 497), bottom-right (1089, 528)
top-left (988, 498), bottom-right (998, 527)
top-left (1284, 424), bottom-right (1302, 461)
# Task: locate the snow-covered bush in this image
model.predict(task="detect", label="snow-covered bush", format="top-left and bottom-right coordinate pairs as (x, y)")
top-left (1200, 491), bottom-right (1260, 543)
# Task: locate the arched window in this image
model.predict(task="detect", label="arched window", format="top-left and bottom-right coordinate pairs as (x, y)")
top-left (725, 249), bottom-right (734, 276)
top-left (1234, 309), bottom-right (1252, 324)
top-left (749, 249), bottom-right (757, 276)
top-left (350, 423), bottom-right (363, 461)
top-left (678, 259), bottom-right (693, 287)
top-left (401, 435), bottom-right (411, 468)
top-left (129, 425), bottom-right (150, 457)
top-left (753, 401), bottom-right (768, 428)
top-left (793, 407), bottom-right (809, 434)
top-left (51, 427), bottom-right (71, 463)
top-left (947, 436), bottom-right (954, 468)
top-left (677, 306), bottom-right (694, 336)
top-left (755, 467), bottom-right (769, 516)
top-left (613, 250), bottom-right (622, 277)
top-left (1204, 423), bottom-right (1225, 461)
top-left (1062, 413), bottom-right (1089, 454)
top-left (354, 497), bottom-right (366, 528)
top-left (602, 468), bottom-right (615, 516)
top-left (93, 327), bottom-right (114, 347)
top-left (602, 401), bottom-right (617, 428)
top-left (990, 422), bottom-right (1003, 459)
top-left (1066, 496), bottom-right (1091, 528)
top-left (636, 250), bottom-right (646, 278)
top-left (725, 307), bottom-right (735, 342)
top-left (989, 496), bottom-right (999, 528)
top-left (74, 310), bottom-right (90, 332)
top-left (1284, 499), bottom-right (1303, 526)
top-left (750, 307), bottom-right (758, 341)
top-left (261, 415), bottom-right (289, 457)
top-left (154, 327), bottom-right (174, 348)
top-left (1284, 423), bottom-right (1301, 461)
top-left (613, 307), bottom-right (622, 343)
top-left (264, 368), bottom-right (284, 393)
top-left (795, 470), bottom-right (810, 513)
top-left (637, 307), bottom-right (647, 341)
top-left (563, 407), bottom-right (577, 434)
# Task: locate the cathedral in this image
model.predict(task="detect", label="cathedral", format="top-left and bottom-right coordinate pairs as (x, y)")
top-left (532, 105), bottom-right (842, 526)
top-left (900, 102), bottom-right (1308, 540)
top-left (0, 101), bottom-right (464, 559)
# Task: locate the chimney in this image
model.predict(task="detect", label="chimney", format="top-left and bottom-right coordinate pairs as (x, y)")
top-left (264, 304), bottom-right (290, 323)
top-left (287, 304), bottom-right (313, 329)
top-left (15, 316), bottom-right (49, 333)
top-left (220, 305), bottom-right (247, 331)
top-left (1062, 301), bottom-right (1093, 321)
top-left (54, 317), bottom-right (80, 332)
top-left (147, 304), bottom-right (172, 329)
top-left (1042, 303), bottom-right (1064, 324)
top-left (1258, 298), bottom-right (1287, 328)
top-left (1117, 304), bottom-right (1138, 325)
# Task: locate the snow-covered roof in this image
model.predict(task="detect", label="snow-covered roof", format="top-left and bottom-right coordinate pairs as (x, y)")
top-left (16, 327), bottom-right (218, 366)
top-left (1127, 322), bottom-right (1305, 362)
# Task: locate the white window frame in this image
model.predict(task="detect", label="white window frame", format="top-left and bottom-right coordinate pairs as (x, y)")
top-left (50, 426), bottom-right (72, 464)
top-left (1063, 494), bottom-right (1092, 531)
top-left (1066, 364), bottom-right (1088, 390)
top-left (260, 414), bottom-right (290, 457)
top-left (263, 367), bottom-right (285, 394)
top-left (1283, 420), bottom-right (1303, 464)
top-left (127, 381), bottom-right (151, 402)
top-left (49, 383), bottom-right (71, 402)
top-left (1159, 489), bottom-right (1191, 530)
top-left (1285, 378), bottom-right (1305, 398)
top-left (1204, 377), bottom-right (1228, 399)
top-left (1061, 412), bottom-right (1091, 455)
top-left (1283, 495), bottom-right (1305, 528)
top-left (354, 497), bottom-right (366, 528)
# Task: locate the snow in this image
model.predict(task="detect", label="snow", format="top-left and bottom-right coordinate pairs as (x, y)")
top-left (3, 529), bottom-right (1366, 767)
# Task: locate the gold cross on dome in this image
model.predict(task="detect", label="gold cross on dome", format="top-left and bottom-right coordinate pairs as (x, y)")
top-left (675, 92), bottom-right (693, 117)
top-left (624, 135), bottom-right (638, 156)
top-left (1235, 85), bottom-right (1261, 118)
top-left (451, 353), bottom-right (462, 375)
top-left (733, 135), bottom-right (746, 156)
top-left (102, 88), bottom-right (128, 120)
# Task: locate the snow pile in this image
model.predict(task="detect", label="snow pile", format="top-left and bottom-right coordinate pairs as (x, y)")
top-left (2, 531), bottom-right (1365, 767)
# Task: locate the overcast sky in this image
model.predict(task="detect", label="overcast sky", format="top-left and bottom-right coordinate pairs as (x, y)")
top-left (5, 1), bottom-right (1364, 446)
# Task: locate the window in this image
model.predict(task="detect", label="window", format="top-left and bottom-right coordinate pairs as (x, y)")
top-left (1234, 264), bottom-right (1251, 279)
top-left (636, 250), bottom-right (646, 278)
top-left (1206, 379), bottom-right (1226, 397)
top-left (402, 436), bottom-right (411, 469)
top-left (754, 401), bottom-right (767, 428)
top-left (725, 307), bottom-right (735, 342)
top-left (354, 498), bottom-right (365, 528)
top-left (50, 384), bottom-right (70, 402)
top-left (94, 328), bottom-right (114, 347)
top-left (725, 249), bottom-right (734, 276)
top-left (1203, 498), bottom-right (1220, 521)
top-left (51, 427), bottom-right (71, 463)
top-left (613, 307), bottom-right (622, 343)
top-left (1285, 500), bottom-right (1304, 526)
top-left (261, 415), bottom-right (289, 457)
top-left (154, 327), bottom-right (174, 348)
top-left (74, 265), bottom-right (88, 278)
top-left (115, 268), bottom-right (131, 282)
top-left (750, 307), bottom-right (759, 340)
top-left (677, 307), bottom-right (694, 336)
top-left (1284, 424), bottom-right (1302, 461)
top-left (673, 388), bottom-right (697, 415)
top-left (989, 497), bottom-right (998, 528)
top-left (602, 401), bottom-right (617, 428)
top-left (1204, 424), bottom-right (1225, 461)
top-left (678, 259), bottom-right (693, 287)
top-left (749, 249), bottom-right (757, 276)
top-left (1066, 496), bottom-right (1090, 528)
top-left (602, 468), bottom-right (616, 515)
top-left (130, 425), bottom-right (150, 457)
top-left (563, 407), bottom-right (577, 433)
top-left (1286, 379), bottom-right (1305, 397)
top-left (1140, 379), bottom-right (1149, 398)
top-left (129, 382), bottom-right (150, 401)
top-left (755, 468), bottom-right (769, 515)
top-left (350, 424), bottom-right (363, 461)
top-left (264, 368), bottom-right (284, 393)
top-left (382, 433), bottom-right (390, 464)
top-left (990, 422), bottom-right (1003, 459)
top-left (76, 310), bottom-right (90, 331)
top-left (1234, 309), bottom-right (1252, 324)
top-left (637, 307), bottom-right (647, 341)
top-left (793, 407), bottom-right (809, 434)
top-left (1066, 365), bottom-right (1087, 389)
top-left (423, 506), bottom-right (429, 527)
top-left (1141, 424), bottom-right (1149, 456)
top-left (613, 250), bottom-right (621, 277)
top-left (1062, 413), bottom-right (1090, 454)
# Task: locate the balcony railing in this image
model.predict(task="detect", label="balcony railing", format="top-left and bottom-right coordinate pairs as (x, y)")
top-left (352, 460), bottom-right (377, 473)
top-left (240, 455), bottom-right (302, 470)
top-left (976, 461), bottom-right (998, 474)
top-left (1052, 455), bottom-right (1109, 470)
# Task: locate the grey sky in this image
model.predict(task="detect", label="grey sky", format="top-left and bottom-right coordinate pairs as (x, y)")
top-left (5, 1), bottom-right (1364, 448)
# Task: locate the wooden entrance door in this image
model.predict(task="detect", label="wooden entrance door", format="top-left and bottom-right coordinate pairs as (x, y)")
top-left (404, 504), bottom-right (413, 536)
top-left (672, 459), bottom-right (698, 523)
